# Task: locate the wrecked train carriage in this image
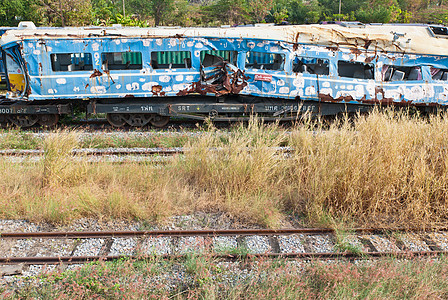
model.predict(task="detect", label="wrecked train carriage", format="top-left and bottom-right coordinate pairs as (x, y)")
top-left (2, 23), bottom-right (448, 127)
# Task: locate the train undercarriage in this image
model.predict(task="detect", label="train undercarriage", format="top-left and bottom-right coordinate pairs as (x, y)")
top-left (0, 95), bottom-right (412, 128)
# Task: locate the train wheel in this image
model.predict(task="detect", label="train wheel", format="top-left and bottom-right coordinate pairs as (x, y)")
top-left (150, 115), bottom-right (170, 128)
top-left (106, 113), bottom-right (126, 128)
top-left (8, 115), bottom-right (39, 128)
top-left (122, 114), bottom-right (151, 127)
top-left (38, 114), bottom-right (59, 127)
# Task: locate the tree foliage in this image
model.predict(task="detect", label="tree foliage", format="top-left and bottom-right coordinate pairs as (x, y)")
top-left (3, 0), bottom-right (448, 27)
top-left (0, 0), bottom-right (41, 26)
top-left (38, 0), bottom-right (93, 26)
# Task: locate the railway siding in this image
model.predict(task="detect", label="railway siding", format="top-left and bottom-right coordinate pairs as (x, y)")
top-left (2, 220), bottom-right (448, 280)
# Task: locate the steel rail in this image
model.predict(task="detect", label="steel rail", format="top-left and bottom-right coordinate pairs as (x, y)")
top-left (0, 147), bottom-right (295, 157)
top-left (1, 228), bottom-right (447, 239)
top-left (1, 251), bottom-right (448, 265)
top-left (0, 148), bottom-right (184, 156)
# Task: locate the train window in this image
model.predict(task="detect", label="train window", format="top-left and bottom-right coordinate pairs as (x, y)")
top-left (101, 52), bottom-right (142, 70)
top-left (382, 65), bottom-right (422, 81)
top-left (200, 50), bottom-right (238, 67)
top-left (338, 61), bottom-right (374, 79)
top-left (431, 67), bottom-right (448, 81)
top-left (293, 57), bottom-right (329, 75)
top-left (245, 52), bottom-right (285, 71)
top-left (151, 51), bottom-right (191, 69)
top-left (51, 53), bottom-right (93, 72)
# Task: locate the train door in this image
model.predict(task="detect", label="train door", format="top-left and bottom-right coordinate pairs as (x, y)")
top-left (291, 56), bottom-right (330, 102)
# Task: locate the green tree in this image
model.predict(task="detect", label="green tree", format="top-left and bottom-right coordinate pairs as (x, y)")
top-left (318, 0), bottom-right (367, 17)
top-left (0, 0), bottom-right (42, 26)
top-left (201, 0), bottom-right (251, 25)
top-left (127, 0), bottom-right (175, 26)
top-left (166, 0), bottom-right (201, 26)
top-left (38, 0), bottom-right (93, 26)
top-left (91, 0), bottom-right (119, 24)
top-left (248, 0), bottom-right (274, 23)
top-left (286, 0), bottom-right (322, 24)
top-left (266, 0), bottom-right (289, 23)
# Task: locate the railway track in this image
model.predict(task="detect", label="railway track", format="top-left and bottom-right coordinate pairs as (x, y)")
top-left (1, 228), bottom-right (448, 270)
top-left (0, 147), bottom-right (295, 164)
top-left (0, 148), bottom-right (184, 157)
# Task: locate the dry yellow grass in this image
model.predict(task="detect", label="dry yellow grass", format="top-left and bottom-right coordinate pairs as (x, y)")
top-left (1, 110), bottom-right (448, 228)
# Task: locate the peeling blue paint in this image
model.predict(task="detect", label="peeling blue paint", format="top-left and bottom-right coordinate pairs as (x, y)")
top-left (3, 30), bottom-right (448, 106)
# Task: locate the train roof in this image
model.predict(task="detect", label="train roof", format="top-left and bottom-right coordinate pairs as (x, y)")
top-left (2, 22), bottom-right (448, 56)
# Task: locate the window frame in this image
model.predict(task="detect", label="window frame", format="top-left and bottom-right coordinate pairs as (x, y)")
top-left (381, 65), bottom-right (422, 82)
top-left (245, 51), bottom-right (286, 71)
top-left (50, 53), bottom-right (93, 72)
top-left (101, 51), bottom-right (143, 71)
top-left (337, 60), bottom-right (374, 79)
top-left (150, 51), bottom-right (192, 70)
top-left (293, 56), bottom-right (330, 75)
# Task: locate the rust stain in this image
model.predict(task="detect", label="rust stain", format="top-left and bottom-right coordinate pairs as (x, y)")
top-left (374, 87), bottom-right (394, 104)
top-left (350, 48), bottom-right (362, 56)
top-left (89, 69), bottom-right (103, 78)
top-left (104, 70), bottom-right (115, 84)
top-left (177, 62), bottom-right (249, 97)
top-left (151, 85), bottom-right (164, 96)
top-left (364, 40), bottom-right (373, 49)
top-left (318, 93), bottom-right (353, 103)
top-left (365, 56), bottom-right (376, 63)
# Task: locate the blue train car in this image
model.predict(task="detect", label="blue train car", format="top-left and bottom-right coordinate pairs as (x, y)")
top-left (2, 22), bottom-right (448, 127)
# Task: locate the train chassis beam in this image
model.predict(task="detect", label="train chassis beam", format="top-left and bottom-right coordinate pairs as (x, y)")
top-left (88, 99), bottom-right (373, 127)
top-left (0, 104), bottom-right (70, 127)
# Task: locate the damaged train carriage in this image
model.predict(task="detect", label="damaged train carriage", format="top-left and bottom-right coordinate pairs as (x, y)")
top-left (1, 23), bottom-right (448, 127)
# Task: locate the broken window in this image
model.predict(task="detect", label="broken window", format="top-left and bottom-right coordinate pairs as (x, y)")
top-left (51, 53), bottom-right (93, 72)
top-left (293, 57), bottom-right (329, 75)
top-left (245, 52), bottom-right (285, 71)
top-left (151, 51), bottom-right (191, 69)
top-left (101, 52), bottom-right (142, 70)
top-left (431, 67), bottom-right (448, 81)
top-left (201, 50), bottom-right (238, 67)
top-left (338, 61), bottom-right (374, 79)
top-left (382, 65), bottom-right (422, 81)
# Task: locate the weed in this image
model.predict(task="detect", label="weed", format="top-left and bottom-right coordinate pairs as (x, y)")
top-left (2, 110), bottom-right (448, 228)
top-left (10, 256), bottom-right (448, 299)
